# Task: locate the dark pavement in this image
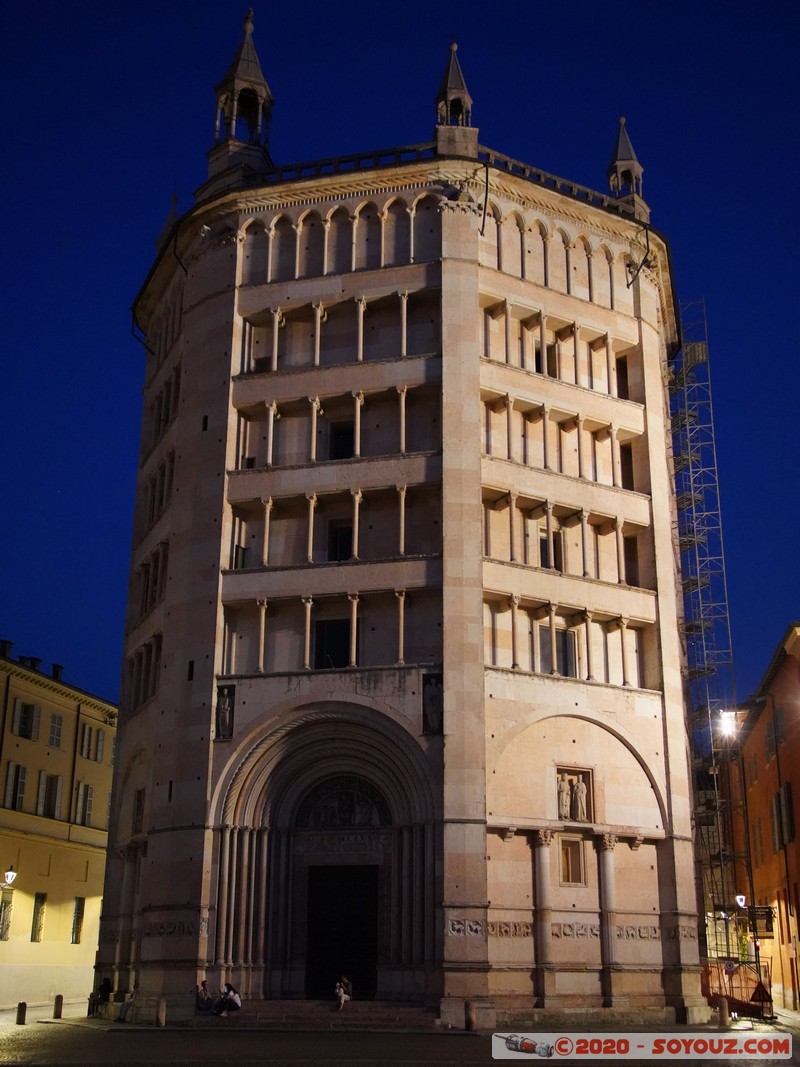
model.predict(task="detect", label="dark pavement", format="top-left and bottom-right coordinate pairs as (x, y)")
top-left (0, 1002), bottom-right (798, 1066)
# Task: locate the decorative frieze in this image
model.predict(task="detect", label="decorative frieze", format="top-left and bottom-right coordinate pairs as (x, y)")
top-left (448, 918), bottom-right (484, 936)
top-left (487, 920), bottom-right (532, 938)
top-left (293, 830), bottom-right (392, 854)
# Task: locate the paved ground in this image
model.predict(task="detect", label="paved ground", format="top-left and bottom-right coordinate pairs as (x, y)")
top-left (0, 1002), bottom-right (798, 1066)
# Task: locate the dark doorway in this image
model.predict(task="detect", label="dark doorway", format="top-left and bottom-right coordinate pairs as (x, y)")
top-left (305, 865), bottom-right (379, 999)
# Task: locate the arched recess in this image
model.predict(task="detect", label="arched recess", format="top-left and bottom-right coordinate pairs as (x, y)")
top-left (572, 236), bottom-right (592, 302)
top-left (595, 245), bottom-right (614, 308)
top-left (241, 222), bottom-right (268, 285)
top-left (548, 229), bottom-right (570, 293)
top-left (354, 202), bottom-right (381, 271)
top-left (411, 194), bottom-right (441, 263)
top-left (502, 212), bottom-right (525, 278)
top-left (614, 254), bottom-right (635, 315)
top-left (297, 211), bottom-right (324, 278)
top-left (383, 199), bottom-right (410, 267)
top-left (210, 702), bottom-right (438, 1002)
top-left (490, 711), bottom-right (668, 831)
top-left (478, 203), bottom-right (502, 270)
top-left (526, 220), bottom-right (548, 286)
top-left (326, 207), bottom-right (352, 275)
top-left (270, 215), bottom-right (295, 282)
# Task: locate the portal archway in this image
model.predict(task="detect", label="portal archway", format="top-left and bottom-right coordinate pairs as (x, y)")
top-left (212, 703), bottom-right (438, 1002)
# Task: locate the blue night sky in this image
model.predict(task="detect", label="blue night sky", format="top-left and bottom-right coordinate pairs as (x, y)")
top-left (2, 1), bottom-right (797, 704)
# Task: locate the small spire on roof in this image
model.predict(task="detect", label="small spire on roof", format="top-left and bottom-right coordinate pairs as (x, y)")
top-left (607, 116), bottom-right (648, 220)
top-left (436, 40), bottom-right (473, 127)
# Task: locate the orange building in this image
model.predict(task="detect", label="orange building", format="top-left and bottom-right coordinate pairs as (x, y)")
top-left (732, 622), bottom-right (800, 1010)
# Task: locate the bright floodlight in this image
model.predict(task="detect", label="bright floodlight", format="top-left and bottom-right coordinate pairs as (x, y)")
top-left (720, 711), bottom-right (736, 738)
top-left (735, 894), bottom-right (746, 908)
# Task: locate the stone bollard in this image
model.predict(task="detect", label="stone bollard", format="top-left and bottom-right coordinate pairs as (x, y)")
top-left (16, 1002), bottom-right (26, 1025)
top-left (156, 997), bottom-right (167, 1028)
top-left (53, 994), bottom-right (63, 1019)
top-left (718, 997), bottom-right (730, 1030)
top-left (465, 1000), bottom-right (476, 1031)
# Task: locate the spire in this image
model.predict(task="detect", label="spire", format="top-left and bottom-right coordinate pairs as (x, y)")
top-left (436, 42), bottom-right (473, 128)
top-left (607, 117), bottom-right (649, 222)
top-left (434, 42), bottom-right (478, 159)
top-left (213, 10), bottom-right (273, 149)
top-left (202, 11), bottom-right (274, 197)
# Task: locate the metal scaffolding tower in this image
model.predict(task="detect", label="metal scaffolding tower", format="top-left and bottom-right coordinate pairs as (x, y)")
top-left (669, 300), bottom-right (738, 959)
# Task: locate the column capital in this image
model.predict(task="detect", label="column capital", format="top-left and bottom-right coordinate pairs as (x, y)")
top-left (306, 492), bottom-right (318, 506)
top-left (270, 307), bottom-right (285, 328)
top-left (266, 400), bottom-right (280, 416)
top-left (257, 598), bottom-right (268, 609)
top-left (394, 588), bottom-right (406, 599)
top-left (536, 828), bottom-right (555, 847)
top-left (395, 484), bottom-right (407, 497)
top-left (351, 489), bottom-right (363, 503)
top-left (352, 390), bottom-right (364, 405)
top-left (355, 296), bottom-right (367, 310)
top-left (348, 592), bottom-right (359, 604)
top-left (397, 289), bottom-right (409, 301)
top-left (261, 496), bottom-right (273, 511)
top-left (396, 384), bottom-right (407, 397)
top-left (301, 596), bottom-right (313, 607)
top-left (598, 832), bottom-right (618, 852)
top-left (308, 395), bottom-right (322, 411)
top-left (510, 594), bottom-right (521, 608)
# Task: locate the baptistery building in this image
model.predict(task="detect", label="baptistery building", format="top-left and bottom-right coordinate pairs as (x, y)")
top-left (97, 12), bottom-right (708, 1027)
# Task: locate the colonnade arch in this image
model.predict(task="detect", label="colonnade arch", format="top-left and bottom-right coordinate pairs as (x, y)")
top-left (210, 702), bottom-right (440, 1002)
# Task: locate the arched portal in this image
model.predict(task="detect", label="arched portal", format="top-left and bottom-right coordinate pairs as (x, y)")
top-left (212, 704), bottom-right (439, 1003)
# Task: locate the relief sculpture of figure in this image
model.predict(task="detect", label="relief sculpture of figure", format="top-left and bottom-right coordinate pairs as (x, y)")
top-left (557, 772), bottom-right (571, 820)
top-left (573, 775), bottom-right (587, 822)
top-left (215, 687), bottom-right (233, 740)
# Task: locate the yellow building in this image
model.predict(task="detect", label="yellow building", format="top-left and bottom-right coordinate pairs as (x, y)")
top-left (0, 640), bottom-right (116, 1008)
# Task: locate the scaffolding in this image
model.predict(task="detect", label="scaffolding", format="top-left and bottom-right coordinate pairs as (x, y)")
top-left (669, 300), bottom-right (739, 960)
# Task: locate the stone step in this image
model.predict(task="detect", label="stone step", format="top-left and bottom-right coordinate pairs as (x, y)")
top-left (193, 999), bottom-right (440, 1031)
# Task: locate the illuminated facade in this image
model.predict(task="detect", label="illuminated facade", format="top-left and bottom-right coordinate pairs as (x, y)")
top-left (0, 641), bottom-right (116, 1007)
top-left (98, 14), bottom-right (708, 1027)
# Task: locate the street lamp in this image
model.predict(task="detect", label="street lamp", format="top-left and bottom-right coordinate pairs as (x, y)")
top-left (1, 867), bottom-right (16, 889)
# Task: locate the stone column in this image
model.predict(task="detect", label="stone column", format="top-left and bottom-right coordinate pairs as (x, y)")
top-left (256, 599), bottom-right (267, 673)
top-left (348, 594), bottom-right (359, 667)
top-left (510, 594), bottom-right (521, 669)
top-left (508, 492), bottom-right (518, 562)
top-left (255, 828), bottom-right (269, 968)
top-left (597, 833), bottom-right (619, 1006)
top-left (215, 826), bottom-right (231, 965)
top-left (610, 426), bottom-right (622, 488)
top-left (573, 322), bottom-right (581, 385)
top-left (576, 415), bottom-right (586, 479)
top-left (321, 219), bottom-right (331, 276)
top-left (270, 309), bottom-right (283, 372)
top-left (505, 395), bottom-right (515, 461)
top-left (606, 335), bottom-right (616, 397)
top-left (312, 302), bottom-right (325, 367)
top-left (504, 301), bottom-right (513, 365)
top-left (397, 386), bottom-right (407, 453)
top-left (225, 828), bottom-right (238, 964)
top-left (356, 297), bottom-right (367, 362)
top-left (580, 509), bottom-right (591, 578)
top-left (309, 397), bottom-right (321, 463)
top-left (353, 391), bottom-right (364, 457)
top-left (396, 485), bottom-right (407, 556)
top-left (236, 827), bottom-right (251, 964)
top-left (533, 829), bottom-right (556, 1003)
top-left (266, 402), bottom-right (278, 467)
top-left (302, 598), bottom-right (313, 670)
top-left (395, 589), bottom-right (406, 664)
top-left (583, 610), bottom-right (596, 681)
top-left (398, 291), bottom-right (408, 358)
top-left (619, 617), bottom-right (630, 687)
top-left (541, 406), bottom-right (551, 470)
top-left (351, 490), bottom-right (362, 559)
top-left (539, 314), bottom-right (548, 376)
top-left (547, 602), bottom-right (558, 674)
top-left (544, 502), bottom-right (555, 570)
top-left (306, 494), bottom-right (317, 562)
top-left (615, 517), bottom-right (626, 584)
top-left (261, 497), bottom-right (273, 565)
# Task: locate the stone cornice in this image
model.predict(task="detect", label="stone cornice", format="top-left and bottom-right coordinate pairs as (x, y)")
top-left (0, 661), bottom-right (117, 722)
